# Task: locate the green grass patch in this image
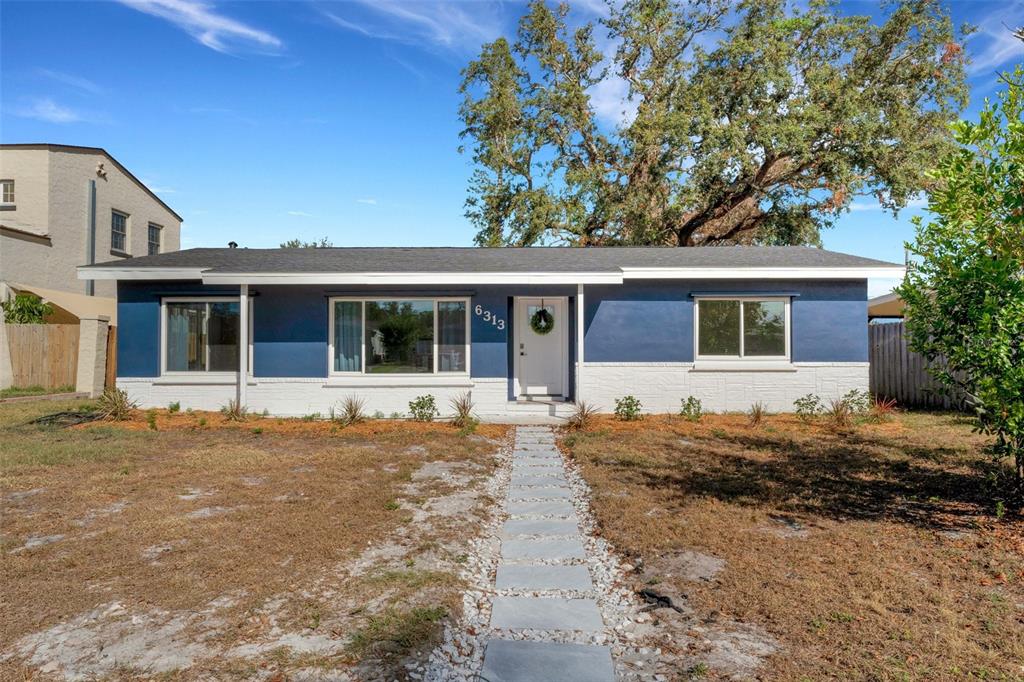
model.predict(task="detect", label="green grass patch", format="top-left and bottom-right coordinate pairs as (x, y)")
top-left (347, 606), bottom-right (447, 658)
top-left (0, 385), bottom-right (75, 399)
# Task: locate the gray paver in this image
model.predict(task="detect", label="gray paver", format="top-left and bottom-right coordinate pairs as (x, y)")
top-left (508, 486), bottom-right (571, 500)
top-left (501, 536), bottom-right (585, 561)
top-left (482, 639), bottom-right (613, 682)
top-left (490, 596), bottom-right (604, 631)
top-left (495, 564), bottom-right (593, 591)
top-left (507, 499), bottom-right (576, 517)
top-left (510, 474), bottom-right (568, 486)
top-left (512, 449), bottom-right (560, 458)
top-left (513, 458), bottom-right (564, 469)
top-left (502, 518), bottom-right (579, 537)
top-left (510, 465), bottom-right (564, 475)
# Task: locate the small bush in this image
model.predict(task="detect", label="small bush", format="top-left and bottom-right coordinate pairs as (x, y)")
top-left (827, 397), bottom-right (854, 429)
top-left (97, 388), bottom-right (137, 421)
top-left (168, 401), bottom-right (181, 414)
top-left (793, 393), bottom-right (823, 422)
top-left (301, 412), bottom-right (322, 422)
top-left (450, 392), bottom-right (477, 430)
top-left (336, 395), bottom-right (367, 427)
top-left (868, 395), bottom-right (898, 423)
top-left (389, 411), bottom-right (403, 419)
top-left (251, 426), bottom-right (263, 435)
top-left (372, 410), bottom-right (385, 419)
top-left (680, 396), bottom-right (703, 422)
top-left (841, 389), bottom-right (871, 414)
top-left (221, 400), bottom-right (249, 422)
top-left (409, 395), bottom-right (439, 422)
top-left (614, 395), bottom-right (643, 421)
top-left (197, 417), bottom-right (207, 427)
top-left (748, 401), bottom-right (768, 426)
top-left (145, 409), bottom-right (158, 431)
top-left (566, 401), bottom-right (599, 430)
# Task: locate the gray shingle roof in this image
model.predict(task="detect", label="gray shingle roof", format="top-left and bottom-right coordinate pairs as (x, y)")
top-left (84, 246), bottom-right (899, 273)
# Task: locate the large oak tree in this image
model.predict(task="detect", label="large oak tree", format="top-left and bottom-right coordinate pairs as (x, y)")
top-left (459, 0), bottom-right (969, 246)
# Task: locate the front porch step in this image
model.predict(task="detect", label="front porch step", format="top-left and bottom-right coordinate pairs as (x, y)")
top-left (504, 399), bottom-right (577, 416)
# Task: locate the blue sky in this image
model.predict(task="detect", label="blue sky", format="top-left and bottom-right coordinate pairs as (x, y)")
top-left (2, 0), bottom-right (1022, 296)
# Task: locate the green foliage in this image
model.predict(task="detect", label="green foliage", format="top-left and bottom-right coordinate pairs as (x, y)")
top-left (279, 237), bottom-right (334, 248)
top-left (896, 67), bottom-right (1024, 502)
top-left (409, 395), bottom-right (439, 422)
top-left (449, 392), bottom-right (478, 431)
top-left (145, 409), bottom-right (158, 431)
top-left (614, 395), bottom-right (643, 421)
top-left (567, 401), bottom-right (599, 430)
top-left (680, 396), bottom-right (704, 422)
top-left (301, 412), bottom-right (321, 422)
top-left (97, 388), bottom-right (137, 421)
top-left (794, 393), bottom-right (824, 422)
top-left (335, 395), bottom-right (367, 427)
top-left (459, 0), bottom-right (968, 247)
top-left (0, 293), bottom-right (53, 323)
top-left (221, 400), bottom-right (249, 422)
top-left (167, 401), bottom-right (181, 414)
top-left (840, 389), bottom-right (871, 415)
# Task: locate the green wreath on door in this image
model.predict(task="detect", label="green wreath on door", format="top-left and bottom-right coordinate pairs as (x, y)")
top-left (530, 307), bottom-right (555, 335)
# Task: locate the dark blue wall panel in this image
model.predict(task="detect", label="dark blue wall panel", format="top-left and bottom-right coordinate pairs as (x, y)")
top-left (253, 285), bottom-right (329, 377)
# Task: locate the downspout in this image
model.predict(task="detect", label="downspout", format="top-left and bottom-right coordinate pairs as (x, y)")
top-left (86, 180), bottom-right (96, 296)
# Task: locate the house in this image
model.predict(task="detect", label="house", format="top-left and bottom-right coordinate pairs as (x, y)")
top-left (77, 246), bottom-right (904, 419)
top-left (868, 291), bottom-right (906, 320)
top-left (0, 143), bottom-right (182, 324)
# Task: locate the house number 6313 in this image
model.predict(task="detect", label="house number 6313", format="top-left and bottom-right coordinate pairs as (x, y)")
top-left (474, 304), bottom-right (506, 330)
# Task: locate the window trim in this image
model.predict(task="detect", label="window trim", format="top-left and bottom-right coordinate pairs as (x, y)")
top-left (147, 223), bottom-right (162, 255)
top-left (0, 179), bottom-right (14, 205)
top-left (111, 209), bottom-right (130, 254)
top-left (160, 296), bottom-right (253, 377)
top-left (693, 296), bottom-right (791, 362)
top-left (327, 296), bottom-right (471, 377)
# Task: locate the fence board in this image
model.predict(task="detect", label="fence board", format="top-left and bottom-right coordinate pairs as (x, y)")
top-left (869, 321), bottom-right (964, 410)
top-left (5, 324), bottom-right (79, 389)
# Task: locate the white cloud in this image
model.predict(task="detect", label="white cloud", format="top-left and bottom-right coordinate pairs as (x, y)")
top-left (12, 97), bottom-right (82, 124)
top-left (968, 11), bottom-right (1024, 75)
top-left (588, 74), bottom-right (638, 128)
top-left (287, 210), bottom-right (314, 217)
top-left (356, 198), bottom-right (378, 205)
top-left (37, 69), bottom-right (102, 94)
top-left (848, 195), bottom-right (928, 212)
top-left (322, 1), bottom-right (502, 53)
top-left (118, 0), bottom-right (282, 54)
top-left (868, 277), bottom-right (904, 299)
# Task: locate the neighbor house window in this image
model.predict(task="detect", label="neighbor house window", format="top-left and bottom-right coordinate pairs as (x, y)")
top-left (148, 223), bottom-right (162, 255)
top-left (1, 179), bottom-right (14, 204)
top-left (163, 299), bottom-right (239, 373)
top-left (111, 210), bottom-right (128, 253)
top-left (329, 298), bottom-right (469, 375)
top-left (695, 297), bottom-right (789, 359)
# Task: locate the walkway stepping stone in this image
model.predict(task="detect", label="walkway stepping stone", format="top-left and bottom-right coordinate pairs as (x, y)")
top-left (501, 518), bottom-right (579, 538)
top-left (513, 458), bottom-right (564, 468)
top-left (510, 474), bottom-right (568, 486)
top-left (508, 486), bottom-right (571, 501)
top-left (501, 536), bottom-right (585, 561)
top-left (490, 596), bottom-right (604, 631)
top-left (507, 500), bottom-right (576, 517)
top-left (495, 564), bottom-right (593, 591)
top-left (482, 639), bottom-right (613, 682)
top-left (512, 448), bottom-right (560, 457)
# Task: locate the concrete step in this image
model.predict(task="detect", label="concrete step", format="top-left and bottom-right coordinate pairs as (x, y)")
top-left (489, 596), bottom-right (605, 631)
top-left (482, 639), bottom-right (613, 682)
top-left (495, 564), bottom-right (593, 591)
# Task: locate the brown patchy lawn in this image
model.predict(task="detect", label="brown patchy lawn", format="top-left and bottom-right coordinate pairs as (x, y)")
top-left (0, 400), bottom-right (507, 680)
top-left (562, 412), bottom-right (1024, 681)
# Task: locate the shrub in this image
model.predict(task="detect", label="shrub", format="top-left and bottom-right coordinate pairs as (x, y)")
top-left (868, 395), bottom-right (898, 423)
top-left (566, 401), bottom-right (599, 430)
top-left (409, 395), bottom-right (439, 422)
top-left (168, 401), bottom-right (181, 414)
top-left (145, 409), bottom-right (158, 430)
top-left (221, 400), bottom-right (249, 422)
top-left (614, 395), bottom-right (643, 421)
top-left (449, 392), bottom-right (477, 430)
top-left (827, 397), bottom-right (855, 429)
top-left (97, 388), bottom-right (137, 421)
top-left (251, 426), bottom-right (263, 435)
top-left (301, 412), bottom-right (322, 422)
top-left (793, 393), bottom-right (823, 422)
top-left (680, 396), bottom-right (703, 422)
top-left (372, 410), bottom-right (385, 419)
top-left (841, 389), bottom-right (871, 415)
top-left (197, 416), bottom-right (207, 428)
top-left (335, 395), bottom-right (367, 427)
top-left (0, 292), bottom-right (53, 323)
top-left (748, 401), bottom-right (768, 426)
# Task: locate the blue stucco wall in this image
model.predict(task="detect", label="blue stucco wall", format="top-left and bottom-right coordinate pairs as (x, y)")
top-left (583, 279), bottom-right (868, 362)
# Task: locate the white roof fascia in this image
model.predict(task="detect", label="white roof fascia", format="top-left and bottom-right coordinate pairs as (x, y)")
top-left (198, 271), bottom-right (624, 285)
top-left (620, 266), bottom-right (907, 280)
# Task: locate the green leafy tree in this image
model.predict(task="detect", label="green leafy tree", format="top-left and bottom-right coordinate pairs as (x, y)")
top-left (280, 237), bottom-right (334, 248)
top-left (897, 67), bottom-right (1024, 503)
top-left (459, 0), bottom-right (969, 246)
top-left (0, 293), bottom-right (53, 323)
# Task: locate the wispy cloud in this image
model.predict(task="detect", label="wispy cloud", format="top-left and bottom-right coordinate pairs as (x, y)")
top-left (322, 1), bottom-right (502, 53)
top-left (37, 68), bottom-right (103, 94)
top-left (11, 97), bottom-right (83, 124)
top-left (849, 196), bottom-right (928, 212)
top-left (968, 9), bottom-right (1024, 75)
top-left (117, 0), bottom-right (282, 54)
top-left (287, 210), bottom-right (314, 217)
top-left (356, 198), bottom-right (378, 205)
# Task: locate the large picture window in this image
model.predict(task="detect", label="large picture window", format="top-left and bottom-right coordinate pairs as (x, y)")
top-left (163, 299), bottom-right (240, 373)
top-left (696, 297), bottom-right (789, 360)
top-left (329, 298), bottom-right (469, 375)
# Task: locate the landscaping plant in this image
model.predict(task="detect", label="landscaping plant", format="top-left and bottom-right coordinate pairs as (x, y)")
top-left (449, 392), bottom-right (477, 430)
top-left (748, 401), bottom-right (768, 426)
top-left (897, 67), bottom-right (1024, 504)
top-left (336, 395), bottom-right (367, 427)
top-left (168, 401), bottom-right (181, 413)
top-left (97, 388), bottom-right (137, 421)
top-left (868, 396), bottom-right (899, 423)
top-left (221, 400), bottom-right (249, 422)
top-left (614, 396), bottom-right (643, 421)
top-left (679, 396), bottom-right (703, 422)
top-left (566, 401), bottom-right (599, 430)
top-left (409, 395), bottom-right (439, 422)
top-left (0, 292), bottom-right (53, 323)
top-left (793, 393), bottom-right (823, 422)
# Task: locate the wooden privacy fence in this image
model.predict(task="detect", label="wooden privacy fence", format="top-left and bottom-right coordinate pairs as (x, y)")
top-left (869, 321), bottom-right (965, 410)
top-left (5, 324), bottom-right (79, 389)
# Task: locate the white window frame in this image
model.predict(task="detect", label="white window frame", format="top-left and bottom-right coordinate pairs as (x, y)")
top-left (160, 296), bottom-right (253, 376)
top-left (694, 296), bottom-right (791, 362)
top-left (0, 179), bottom-right (14, 204)
top-left (327, 296), bottom-right (471, 377)
top-left (147, 223), bottom-right (162, 255)
top-left (111, 209), bottom-right (129, 253)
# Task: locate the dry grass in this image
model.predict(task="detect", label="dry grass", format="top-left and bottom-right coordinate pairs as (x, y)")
top-left (1, 399), bottom-right (507, 679)
top-left (562, 412), bottom-right (1024, 681)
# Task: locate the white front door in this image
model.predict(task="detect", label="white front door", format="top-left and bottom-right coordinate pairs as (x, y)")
top-left (515, 297), bottom-right (567, 397)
